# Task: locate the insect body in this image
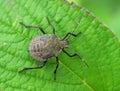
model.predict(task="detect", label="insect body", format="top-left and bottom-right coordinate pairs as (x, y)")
top-left (19, 17), bottom-right (88, 80)
top-left (29, 34), bottom-right (68, 62)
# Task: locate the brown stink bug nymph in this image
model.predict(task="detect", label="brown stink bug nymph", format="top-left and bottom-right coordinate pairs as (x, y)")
top-left (19, 17), bottom-right (88, 80)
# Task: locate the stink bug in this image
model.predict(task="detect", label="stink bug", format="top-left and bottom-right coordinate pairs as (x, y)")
top-left (19, 17), bottom-right (88, 80)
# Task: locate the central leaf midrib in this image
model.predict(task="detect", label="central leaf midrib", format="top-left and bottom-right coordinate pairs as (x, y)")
top-left (59, 60), bottom-right (94, 91)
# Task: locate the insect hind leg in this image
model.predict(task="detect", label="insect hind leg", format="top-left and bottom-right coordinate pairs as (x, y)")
top-left (18, 61), bottom-right (47, 73)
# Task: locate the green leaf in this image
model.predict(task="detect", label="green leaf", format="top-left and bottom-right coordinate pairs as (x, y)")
top-left (81, 0), bottom-right (120, 39)
top-left (68, 0), bottom-right (81, 5)
top-left (0, 0), bottom-right (120, 91)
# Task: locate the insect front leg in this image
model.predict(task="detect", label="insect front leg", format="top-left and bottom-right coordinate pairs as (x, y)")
top-left (54, 57), bottom-right (59, 80)
top-left (19, 22), bottom-right (46, 34)
top-left (62, 49), bottom-right (89, 67)
top-left (62, 17), bottom-right (83, 40)
top-left (19, 61), bottom-right (47, 73)
top-left (62, 32), bottom-right (81, 40)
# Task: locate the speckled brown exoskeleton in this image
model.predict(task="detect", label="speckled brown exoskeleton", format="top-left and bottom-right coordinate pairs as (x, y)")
top-left (19, 17), bottom-right (88, 80)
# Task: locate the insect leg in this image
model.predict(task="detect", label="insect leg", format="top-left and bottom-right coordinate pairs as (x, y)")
top-left (18, 61), bottom-right (47, 73)
top-left (62, 32), bottom-right (81, 40)
top-left (62, 49), bottom-right (89, 67)
top-left (54, 57), bottom-right (59, 80)
top-left (46, 17), bottom-right (55, 34)
top-left (19, 22), bottom-right (46, 34)
top-left (62, 17), bottom-right (82, 40)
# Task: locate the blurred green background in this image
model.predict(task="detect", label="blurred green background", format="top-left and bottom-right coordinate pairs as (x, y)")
top-left (69, 0), bottom-right (120, 39)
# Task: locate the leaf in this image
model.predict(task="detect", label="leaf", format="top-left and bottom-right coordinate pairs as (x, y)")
top-left (0, 0), bottom-right (120, 91)
top-left (81, 0), bottom-right (120, 39)
top-left (68, 0), bottom-right (81, 5)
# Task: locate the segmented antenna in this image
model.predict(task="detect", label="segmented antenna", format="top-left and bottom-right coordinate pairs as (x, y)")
top-left (66, 16), bottom-right (82, 40)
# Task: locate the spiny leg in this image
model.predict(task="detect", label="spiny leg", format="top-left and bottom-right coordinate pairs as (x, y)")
top-left (19, 61), bottom-right (47, 73)
top-left (62, 49), bottom-right (89, 67)
top-left (54, 57), bottom-right (59, 80)
top-left (19, 22), bottom-right (46, 34)
top-left (46, 17), bottom-right (55, 34)
top-left (62, 32), bottom-right (81, 40)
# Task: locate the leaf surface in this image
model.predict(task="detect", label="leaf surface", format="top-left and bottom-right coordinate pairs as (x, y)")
top-left (0, 0), bottom-right (120, 91)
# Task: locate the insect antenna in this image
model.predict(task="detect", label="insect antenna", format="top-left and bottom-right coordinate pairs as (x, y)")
top-left (66, 16), bottom-right (82, 40)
